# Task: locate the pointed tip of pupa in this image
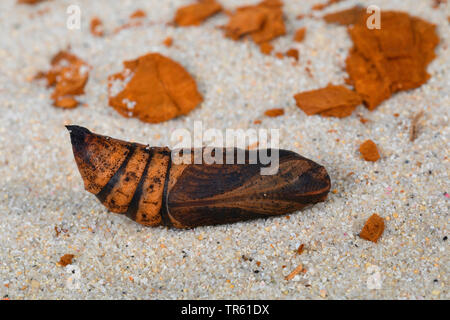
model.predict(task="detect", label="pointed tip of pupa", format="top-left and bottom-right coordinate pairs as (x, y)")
top-left (66, 125), bottom-right (91, 151)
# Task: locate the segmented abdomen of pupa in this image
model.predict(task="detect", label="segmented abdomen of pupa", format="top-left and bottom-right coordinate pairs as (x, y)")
top-left (67, 125), bottom-right (170, 226)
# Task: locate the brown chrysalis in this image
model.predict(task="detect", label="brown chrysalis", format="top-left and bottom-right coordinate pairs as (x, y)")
top-left (66, 126), bottom-right (331, 228)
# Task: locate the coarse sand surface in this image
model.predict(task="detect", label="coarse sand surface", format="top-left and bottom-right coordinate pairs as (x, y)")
top-left (0, 0), bottom-right (448, 299)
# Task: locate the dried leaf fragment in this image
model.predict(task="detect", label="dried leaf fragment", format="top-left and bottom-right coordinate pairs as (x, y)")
top-left (409, 110), bottom-right (424, 142)
top-left (163, 37), bottom-right (173, 47)
top-left (18, 0), bottom-right (46, 4)
top-left (36, 51), bottom-right (89, 109)
top-left (54, 226), bottom-right (68, 237)
top-left (108, 53), bottom-right (203, 123)
top-left (264, 108), bottom-right (284, 117)
top-left (296, 244), bottom-right (305, 255)
top-left (259, 42), bottom-right (274, 55)
top-left (312, 0), bottom-right (342, 11)
top-left (358, 115), bottom-right (369, 124)
top-left (359, 214), bottom-right (385, 243)
top-left (359, 140), bottom-right (380, 162)
top-left (323, 6), bottom-right (366, 25)
top-left (332, 11), bottom-right (440, 110)
top-left (55, 97), bottom-right (78, 109)
top-left (223, 0), bottom-right (286, 43)
top-left (285, 263), bottom-right (303, 280)
top-left (130, 9), bottom-right (146, 19)
top-left (294, 84), bottom-right (362, 118)
top-left (224, 7), bottom-right (266, 40)
top-left (90, 17), bottom-right (104, 37)
top-left (174, 0), bottom-right (222, 26)
top-left (293, 27), bottom-right (306, 42)
top-left (250, 1), bottom-right (286, 44)
top-left (285, 48), bottom-right (299, 61)
top-left (57, 254), bottom-right (75, 267)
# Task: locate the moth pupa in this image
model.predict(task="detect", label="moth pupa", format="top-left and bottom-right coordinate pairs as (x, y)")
top-left (67, 125), bottom-right (331, 228)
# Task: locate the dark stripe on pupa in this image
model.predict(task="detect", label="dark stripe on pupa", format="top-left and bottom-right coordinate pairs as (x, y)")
top-left (96, 144), bottom-right (137, 203)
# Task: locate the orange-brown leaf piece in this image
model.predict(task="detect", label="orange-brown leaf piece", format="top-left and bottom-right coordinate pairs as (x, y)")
top-left (312, 0), bottom-right (342, 11)
top-left (359, 139), bottom-right (380, 162)
top-left (275, 52), bottom-right (284, 59)
top-left (163, 37), bottom-right (173, 47)
top-left (264, 108), bottom-right (284, 117)
top-left (250, 0), bottom-right (286, 44)
top-left (90, 17), bottom-right (104, 37)
top-left (359, 214), bottom-right (385, 243)
top-left (130, 9), bottom-right (146, 19)
top-left (286, 48), bottom-right (299, 61)
top-left (174, 0), bottom-right (222, 26)
top-left (293, 27), bottom-right (306, 42)
top-left (259, 42), bottom-right (274, 55)
top-left (358, 114), bottom-right (369, 124)
top-left (55, 97), bottom-right (78, 109)
top-left (333, 11), bottom-right (440, 110)
top-left (108, 53), bottom-right (203, 123)
top-left (323, 5), bottom-right (366, 26)
top-left (285, 263), bottom-right (303, 280)
top-left (224, 6), bottom-right (266, 40)
top-left (294, 84), bottom-right (362, 118)
top-left (224, 0), bottom-right (286, 43)
top-left (57, 254), bottom-right (75, 267)
top-left (18, 0), bottom-right (46, 4)
top-left (37, 51), bottom-right (89, 109)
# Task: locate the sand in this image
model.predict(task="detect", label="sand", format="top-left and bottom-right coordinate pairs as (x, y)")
top-left (0, 0), bottom-right (448, 299)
